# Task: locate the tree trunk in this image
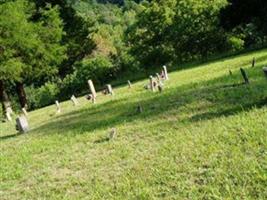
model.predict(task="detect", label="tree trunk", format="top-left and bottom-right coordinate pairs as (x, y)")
top-left (0, 80), bottom-right (10, 117)
top-left (16, 82), bottom-right (27, 108)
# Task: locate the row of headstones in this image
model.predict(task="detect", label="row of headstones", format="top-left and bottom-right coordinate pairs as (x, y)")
top-left (146, 65), bottom-right (169, 92)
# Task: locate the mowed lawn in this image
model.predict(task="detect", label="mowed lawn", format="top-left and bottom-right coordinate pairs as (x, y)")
top-left (1, 49), bottom-right (267, 199)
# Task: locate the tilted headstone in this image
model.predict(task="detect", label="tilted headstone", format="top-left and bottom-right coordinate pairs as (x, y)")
top-left (128, 80), bottom-right (132, 89)
top-left (16, 115), bottom-right (29, 133)
top-left (22, 107), bottom-right (28, 116)
top-left (55, 100), bottom-right (61, 114)
top-left (263, 67), bottom-right (267, 78)
top-left (88, 80), bottom-right (97, 103)
top-left (149, 76), bottom-right (155, 92)
top-left (71, 95), bottom-right (79, 106)
top-left (240, 68), bottom-right (249, 84)
top-left (252, 57), bottom-right (255, 68)
top-left (106, 84), bottom-right (114, 95)
top-left (163, 65), bottom-right (169, 80)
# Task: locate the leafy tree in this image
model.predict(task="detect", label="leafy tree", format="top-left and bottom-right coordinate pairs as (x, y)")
top-left (0, 0), bottom-right (66, 108)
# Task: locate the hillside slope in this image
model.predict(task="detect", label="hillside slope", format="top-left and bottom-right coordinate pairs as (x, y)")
top-left (1, 49), bottom-right (267, 199)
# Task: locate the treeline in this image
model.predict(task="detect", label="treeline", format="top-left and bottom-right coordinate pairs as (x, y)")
top-left (0, 0), bottom-right (266, 117)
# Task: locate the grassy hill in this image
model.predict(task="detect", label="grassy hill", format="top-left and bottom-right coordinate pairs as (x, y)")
top-left (1, 49), bottom-right (267, 199)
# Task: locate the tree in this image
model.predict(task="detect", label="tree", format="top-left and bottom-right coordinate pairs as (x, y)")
top-left (0, 0), bottom-right (66, 108)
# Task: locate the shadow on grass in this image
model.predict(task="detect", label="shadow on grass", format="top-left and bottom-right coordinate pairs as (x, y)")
top-left (29, 63), bottom-right (267, 137)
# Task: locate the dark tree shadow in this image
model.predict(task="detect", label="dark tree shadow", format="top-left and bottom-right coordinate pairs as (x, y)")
top-left (28, 62), bottom-right (267, 137)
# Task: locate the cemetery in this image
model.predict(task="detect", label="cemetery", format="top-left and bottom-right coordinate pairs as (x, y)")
top-left (1, 49), bottom-right (267, 199)
top-left (0, 0), bottom-right (267, 199)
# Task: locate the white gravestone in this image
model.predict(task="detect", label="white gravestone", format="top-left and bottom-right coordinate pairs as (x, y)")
top-left (163, 65), bottom-right (169, 80)
top-left (88, 80), bottom-right (97, 103)
top-left (71, 95), bottom-right (79, 106)
top-left (22, 107), bottom-right (28, 116)
top-left (16, 115), bottom-right (29, 133)
top-left (6, 112), bottom-right (12, 121)
top-left (106, 84), bottom-right (114, 95)
top-left (128, 80), bottom-right (132, 89)
top-left (55, 100), bottom-right (61, 114)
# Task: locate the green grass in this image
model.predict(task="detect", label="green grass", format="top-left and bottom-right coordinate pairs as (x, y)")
top-left (1, 49), bottom-right (267, 199)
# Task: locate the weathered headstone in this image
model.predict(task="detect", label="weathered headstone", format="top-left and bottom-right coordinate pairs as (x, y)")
top-left (137, 105), bottom-right (143, 113)
top-left (55, 100), bottom-right (61, 114)
top-left (109, 128), bottom-right (117, 140)
top-left (163, 65), bottom-right (169, 80)
top-left (22, 107), bottom-right (28, 116)
top-left (252, 57), bottom-right (256, 68)
top-left (149, 76), bottom-right (155, 92)
top-left (106, 84), bottom-right (114, 95)
top-left (71, 95), bottom-right (79, 106)
top-left (6, 107), bottom-right (13, 115)
top-left (240, 68), bottom-right (249, 84)
top-left (263, 67), bottom-right (267, 78)
top-left (128, 80), bottom-right (132, 89)
top-left (16, 115), bottom-right (29, 133)
top-left (88, 80), bottom-right (97, 103)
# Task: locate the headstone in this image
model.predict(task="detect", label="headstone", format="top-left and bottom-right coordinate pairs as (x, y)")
top-left (55, 100), bottom-right (61, 114)
top-left (149, 76), bottom-right (155, 92)
top-left (156, 73), bottom-right (161, 82)
top-left (71, 95), bottom-right (79, 106)
top-left (128, 80), bottom-right (132, 89)
top-left (109, 128), bottom-right (116, 140)
top-left (158, 82), bottom-right (164, 93)
top-left (240, 68), bottom-right (249, 84)
top-left (252, 57), bottom-right (255, 68)
top-left (163, 65), bottom-right (169, 80)
top-left (6, 112), bottom-right (12, 121)
top-left (263, 67), bottom-right (267, 78)
top-left (137, 105), bottom-right (143, 113)
top-left (88, 80), bottom-right (97, 103)
top-left (16, 115), bottom-right (29, 133)
top-left (106, 84), bottom-right (114, 95)
top-left (22, 107), bottom-right (28, 116)
top-left (6, 107), bottom-right (13, 115)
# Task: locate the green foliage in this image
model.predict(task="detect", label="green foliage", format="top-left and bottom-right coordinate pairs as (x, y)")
top-left (128, 0), bottom-right (229, 67)
top-left (26, 82), bottom-right (59, 109)
top-left (0, 0), bottom-right (66, 85)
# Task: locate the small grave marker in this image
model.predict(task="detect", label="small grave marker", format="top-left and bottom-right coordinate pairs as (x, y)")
top-left (163, 65), bottom-right (169, 80)
top-left (137, 105), bottom-right (143, 113)
top-left (263, 67), bottom-right (267, 78)
top-left (6, 112), bottom-right (12, 121)
top-left (55, 100), bottom-right (61, 114)
top-left (6, 107), bottom-right (13, 115)
top-left (71, 95), bottom-right (79, 106)
top-left (240, 68), bottom-right (249, 84)
top-left (128, 80), bottom-right (132, 89)
top-left (106, 84), bottom-right (114, 95)
top-left (109, 128), bottom-right (117, 140)
top-left (252, 57), bottom-right (256, 68)
top-left (16, 115), bottom-right (29, 133)
top-left (22, 107), bottom-right (28, 116)
top-left (88, 80), bottom-right (97, 103)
